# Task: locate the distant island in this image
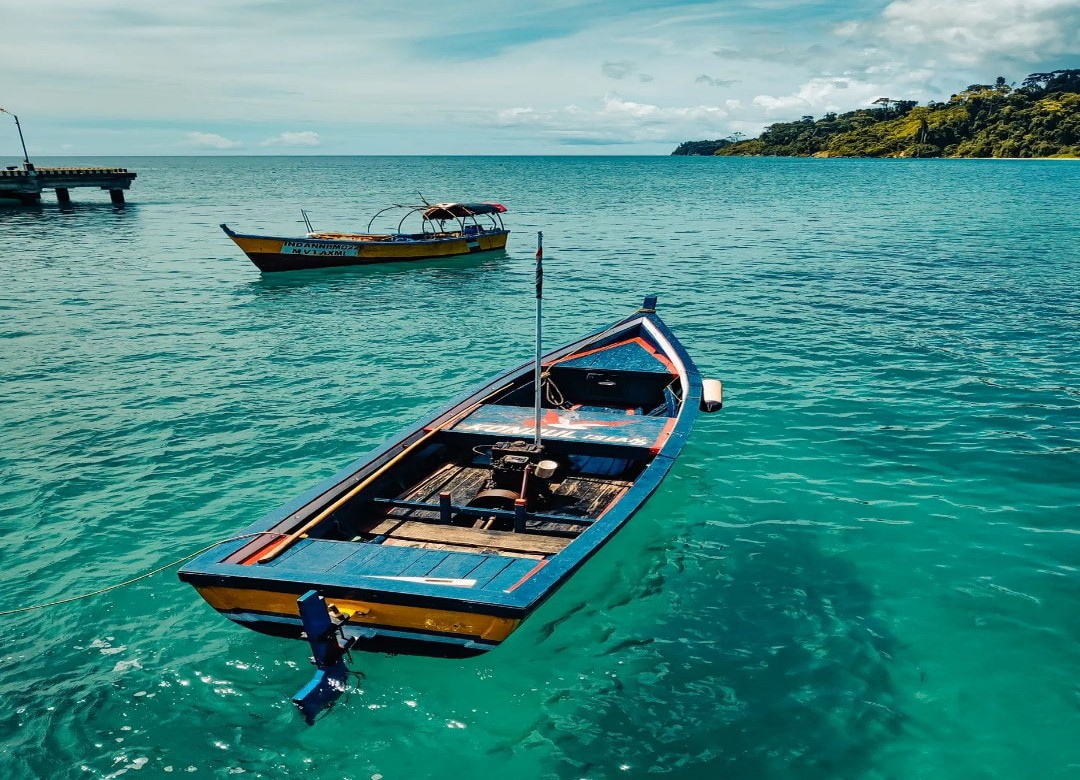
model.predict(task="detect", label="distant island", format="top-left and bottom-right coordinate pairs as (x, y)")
top-left (673, 69), bottom-right (1079, 158)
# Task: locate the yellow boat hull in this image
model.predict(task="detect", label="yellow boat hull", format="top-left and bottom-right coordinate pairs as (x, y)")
top-left (222, 225), bottom-right (510, 272)
top-left (192, 582), bottom-right (523, 657)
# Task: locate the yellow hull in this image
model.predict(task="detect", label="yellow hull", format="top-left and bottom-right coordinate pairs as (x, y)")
top-left (223, 227), bottom-right (510, 272)
top-left (194, 584), bottom-right (522, 656)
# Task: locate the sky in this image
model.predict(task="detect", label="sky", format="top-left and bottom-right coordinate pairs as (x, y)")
top-left (0, 0), bottom-right (1077, 156)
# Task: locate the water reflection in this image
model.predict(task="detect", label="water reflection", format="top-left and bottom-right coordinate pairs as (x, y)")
top-left (239, 250), bottom-right (514, 299)
top-left (3, 202), bottom-right (143, 272)
top-left (1, 200), bottom-right (139, 231)
top-left (0, 198), bottom-right (136, 214)
top-left (248, 249), bottom-right (505, 285)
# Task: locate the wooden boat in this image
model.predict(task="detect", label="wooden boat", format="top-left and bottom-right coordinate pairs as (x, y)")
top-left (221, 201), bottom-right (509, 272)
top-left (179, 294), bottom-right (720, 719)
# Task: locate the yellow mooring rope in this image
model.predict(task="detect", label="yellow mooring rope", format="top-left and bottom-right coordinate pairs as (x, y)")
top-left (0, 532), bottom-right (283, 617)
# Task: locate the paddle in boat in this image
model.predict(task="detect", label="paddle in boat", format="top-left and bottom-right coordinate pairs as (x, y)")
top-left (220, 201), bottom-right (509, 272)
top-left (179, 236), bottom-right (722, 721)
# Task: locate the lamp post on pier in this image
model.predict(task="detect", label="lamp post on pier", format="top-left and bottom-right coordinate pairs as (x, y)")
top-left (0, 108), bottom-right (34, 171)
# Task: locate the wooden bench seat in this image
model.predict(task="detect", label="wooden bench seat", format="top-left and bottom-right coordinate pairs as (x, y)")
top-left (445, 404), bottom-right (674, 451)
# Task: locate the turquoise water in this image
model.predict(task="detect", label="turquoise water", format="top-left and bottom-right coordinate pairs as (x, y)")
top-left (1, 156), bottom-right (1077, 779)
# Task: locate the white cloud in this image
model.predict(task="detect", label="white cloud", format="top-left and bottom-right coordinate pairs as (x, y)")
top-left (602, 95), bottom-right (728, 123)
top-left (752, 77), bottom-right (887, 114)
top-left (178, 131), bottom-right (241, 150)
top-left (493, 95), bottom-right (728, 143)
top-left (261, 131), bottom-right (321, 147)
top-left (839, 0), bottom-right (1080, 66)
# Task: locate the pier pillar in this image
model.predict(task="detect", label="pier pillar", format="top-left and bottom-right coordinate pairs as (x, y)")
top-left (56, 188), bottom-right (71, 205)
top-left (109, 189), bottom-right (125, 205)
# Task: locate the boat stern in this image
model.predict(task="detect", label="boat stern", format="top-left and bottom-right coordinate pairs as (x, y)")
top-left (179, 541), bottom-right (534, 658)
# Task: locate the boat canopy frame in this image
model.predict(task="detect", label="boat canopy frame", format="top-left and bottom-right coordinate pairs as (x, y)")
top-left (365, 202), bottom-right (507, 237)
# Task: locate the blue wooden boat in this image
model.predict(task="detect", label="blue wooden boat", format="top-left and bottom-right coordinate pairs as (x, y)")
top-left (179, 295), bottom-right (720, 718)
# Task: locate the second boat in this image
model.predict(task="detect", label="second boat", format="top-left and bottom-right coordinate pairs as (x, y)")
top-left (221, 201), bottom-right (510, 272)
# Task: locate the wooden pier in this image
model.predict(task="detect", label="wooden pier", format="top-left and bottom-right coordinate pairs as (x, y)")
top-left (0, 165), bottom-right (137, 205)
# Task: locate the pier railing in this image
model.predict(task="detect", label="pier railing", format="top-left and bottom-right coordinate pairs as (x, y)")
top-left (0, 167), bottom-right (134, 177)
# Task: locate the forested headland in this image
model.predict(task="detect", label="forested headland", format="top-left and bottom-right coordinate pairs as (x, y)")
top-left (672, 69), bottom-right (1079, 158)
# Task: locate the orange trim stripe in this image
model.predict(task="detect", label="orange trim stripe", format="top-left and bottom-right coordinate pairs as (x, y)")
top-left (650, 416), bottom-right (679, 454)
top-left (241, 536), bottom-right (293, 565)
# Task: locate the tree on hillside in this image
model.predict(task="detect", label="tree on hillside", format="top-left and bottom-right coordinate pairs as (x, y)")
top-left (1022, 73), bottom-right (1053, 92)
top-left (871, 97), bottom-right (917, 118)
top-left (1022, 70), bottom-right (1080, 94)
top-left (1045, 69), bottom-right (1080, 93)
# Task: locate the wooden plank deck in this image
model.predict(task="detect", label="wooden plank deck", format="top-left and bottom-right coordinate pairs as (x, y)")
top-left (353, 456), bottom-right (630, 555)
top-left (390, 459), bottom-right (632, 520)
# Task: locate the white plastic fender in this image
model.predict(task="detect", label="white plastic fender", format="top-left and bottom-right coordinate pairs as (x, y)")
top-left (700, 379), bottom-right (723, 412)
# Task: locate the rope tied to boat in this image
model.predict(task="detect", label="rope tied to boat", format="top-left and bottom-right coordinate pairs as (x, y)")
top-left (542, 371), bottom-right (571, 410)
top-left (0, 531), bottom-right (286, 617)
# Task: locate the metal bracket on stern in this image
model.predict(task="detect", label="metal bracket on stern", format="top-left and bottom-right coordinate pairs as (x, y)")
top-left (292, 590), bottom-right (358, 725)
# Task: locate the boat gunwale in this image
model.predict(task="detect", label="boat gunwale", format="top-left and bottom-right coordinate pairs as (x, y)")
top-left (221, 223), bottom-right (511, 247)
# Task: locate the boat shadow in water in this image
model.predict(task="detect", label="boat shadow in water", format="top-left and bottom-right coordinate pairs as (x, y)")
top-left (503, 525), bottom-right (904, 779)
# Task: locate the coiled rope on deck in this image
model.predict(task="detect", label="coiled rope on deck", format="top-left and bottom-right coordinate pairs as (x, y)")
top-left (0, 532), bottom-right (284, 617)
